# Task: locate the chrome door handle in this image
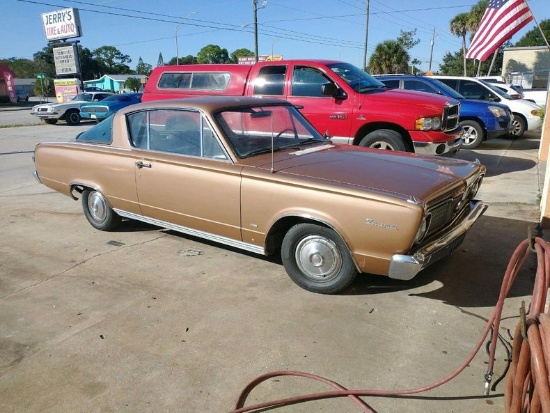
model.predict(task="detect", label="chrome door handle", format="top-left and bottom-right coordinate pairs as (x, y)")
top-left (136, 161), bottom-right (152, 168)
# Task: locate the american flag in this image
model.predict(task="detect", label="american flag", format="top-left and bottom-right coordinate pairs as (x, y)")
top-left (465, 0), bottom-right (534, 61)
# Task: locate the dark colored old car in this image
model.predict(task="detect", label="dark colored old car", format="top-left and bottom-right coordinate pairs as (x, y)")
top-left (80, 93), bottom-right (142, 122)
top-left (33, 96), bottom-right (487, 294)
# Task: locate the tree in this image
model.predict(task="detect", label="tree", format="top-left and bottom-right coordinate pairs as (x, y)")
top-left (93, 46), bottom-right (132, 74)
top-left (397, 29), bottom-right (420, 50)
top-left (124, 77), bottom-right (142, 92)
top-left (197, 44), bottom-right (230, 64)
top-left (368, 40), bottom-right (409, 74)
top-left (515, 19), bottom-right (550, 47)
top-left (450, 13), bottom-right (470, 76)
top-left (157, 52), bottom-right (164, 66)
top-left (167, 55), bottom-right (197, 65)
top-left (230, 48), bottom-right (255, 63)
top-left (135, 57), bottom-right (153, 75)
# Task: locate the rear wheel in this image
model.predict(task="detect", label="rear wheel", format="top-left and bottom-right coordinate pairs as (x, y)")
top-left (81, 189), bottom-right (121, 231)
top-left (281, 223), bottom-right (358, 294)
top-left (460, 120), bottom-right (484, 149)
top-left (65, 110), bottom-right (81, 126)
top-left (359, 129), bottom-right (407, 152)
top-left (509, 114), bottom-right (526, 138)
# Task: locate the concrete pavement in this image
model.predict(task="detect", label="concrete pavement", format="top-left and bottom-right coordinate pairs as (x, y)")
top-left (0, 117), bottom-right (544, 412)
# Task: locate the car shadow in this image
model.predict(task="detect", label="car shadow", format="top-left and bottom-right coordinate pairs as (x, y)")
top-left (342, 215), bottom-right (540, 308)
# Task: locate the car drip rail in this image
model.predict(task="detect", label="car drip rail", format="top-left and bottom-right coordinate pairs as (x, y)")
top-left (229, 235), bottom-right (550, 413)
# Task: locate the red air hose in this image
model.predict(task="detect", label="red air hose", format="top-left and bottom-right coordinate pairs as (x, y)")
top-left (230, 237), bottom-right (550, 413)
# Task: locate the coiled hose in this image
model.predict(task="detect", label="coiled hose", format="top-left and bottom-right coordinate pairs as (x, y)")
top-left (230, 237), bottom-right (550, 413)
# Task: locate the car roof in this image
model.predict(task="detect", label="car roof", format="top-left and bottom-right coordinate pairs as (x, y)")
top-left (118, 96), bottom-right (291, 116)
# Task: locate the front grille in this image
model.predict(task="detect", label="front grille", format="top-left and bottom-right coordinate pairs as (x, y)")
top-left (442, 103), bottom-right (460, 132)
top-left (425, 192), bottom-right (465, 237)
top-left (81, 107), bottom-right (108, 113)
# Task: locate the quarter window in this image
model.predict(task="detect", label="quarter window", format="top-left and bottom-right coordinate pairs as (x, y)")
top-left (127, 110), bottom-right (227, 159)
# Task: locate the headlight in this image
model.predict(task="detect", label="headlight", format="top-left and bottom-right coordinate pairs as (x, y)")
top-left (414, 213), bottom-right (430, 244)
top-left (488, 106), bottom-right (507, 117)
top-left (415, 116), bottom-right (442, 131)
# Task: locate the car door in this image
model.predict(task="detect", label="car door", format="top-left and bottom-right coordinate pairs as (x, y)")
top-left (285, 64), bottom-right (354, 141)
top-left (127, 108), bottom-right (242, 240)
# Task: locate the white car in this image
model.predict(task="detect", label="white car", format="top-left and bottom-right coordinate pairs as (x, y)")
top-left (432, 76), bottom-right (542, 137)
top-left (30, 92), bottom-right (113, 125)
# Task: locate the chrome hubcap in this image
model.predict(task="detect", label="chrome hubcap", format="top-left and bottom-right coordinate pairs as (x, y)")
top-left (462, 126), bottom-right (477, 144)
top-left (295, 235), bottom-right (342, 282)
top-left (88, 192), bottom-right (107, 223)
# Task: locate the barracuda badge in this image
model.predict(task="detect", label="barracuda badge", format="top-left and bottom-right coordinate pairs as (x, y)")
top-left (365, 219), bottom-right (399, 231)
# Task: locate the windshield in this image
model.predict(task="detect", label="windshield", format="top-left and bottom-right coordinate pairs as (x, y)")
top-left (75, 115), bottom-right (113, 143)
top-left (72, 93), bottom-right (93, 101)
top-left (327, 62), bottom-right (385, 93)
top-left (478, 79), bottom-right (513, 100)
top-left (429, 78), bottom-right (465, 99)
top-left (215, 104), bottom-right (325, 158)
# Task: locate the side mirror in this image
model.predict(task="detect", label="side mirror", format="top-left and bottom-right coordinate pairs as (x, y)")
top-left (322, 83), bottom-right (346, 99)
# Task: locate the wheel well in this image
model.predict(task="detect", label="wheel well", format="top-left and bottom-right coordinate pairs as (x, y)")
top-left (62, 109), bottom-right (79, 120)
top-left (352, 122), bottom-right (413, 151)
top-left (264, 216), bottom-right (331, 256)
top-left (512, 112), bottom-right (527, 125)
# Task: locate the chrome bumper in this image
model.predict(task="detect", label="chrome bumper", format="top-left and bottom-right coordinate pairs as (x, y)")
top-left (413, 136), bottom-right (463, 156)
top-left (388, 200), bottom-right (487, 280)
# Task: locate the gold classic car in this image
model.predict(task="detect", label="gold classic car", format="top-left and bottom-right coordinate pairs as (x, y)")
top-left (33, 96), bottom-right (487, 294)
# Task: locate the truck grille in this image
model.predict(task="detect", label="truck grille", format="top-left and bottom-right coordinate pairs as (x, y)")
top-left (442, 103), bottom-right (460, 132)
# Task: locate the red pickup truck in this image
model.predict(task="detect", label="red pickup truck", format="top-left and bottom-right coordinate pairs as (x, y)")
top-left (143, 60), bottom-right (463, 155)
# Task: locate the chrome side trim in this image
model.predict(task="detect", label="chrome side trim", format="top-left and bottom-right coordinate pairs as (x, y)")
top-left (113, 209), bottom-right (265, 256)
top-left (388, 200), bottom-right (487, 280)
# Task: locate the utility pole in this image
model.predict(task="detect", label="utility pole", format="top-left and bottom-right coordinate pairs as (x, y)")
top-left (363, 0), bottom-right (370, 70)
top-left (428, 28), bottom-right (435, 73)
top-left (253, 0), bottom-right (259, 62)
top-left (175, 12), bottom-right (197, 65)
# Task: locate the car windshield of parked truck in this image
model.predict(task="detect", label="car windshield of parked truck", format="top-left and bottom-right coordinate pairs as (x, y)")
top-left (328, 63), bottom-right (385, 93)
top-left (215, 104), bottom-right (325, 158)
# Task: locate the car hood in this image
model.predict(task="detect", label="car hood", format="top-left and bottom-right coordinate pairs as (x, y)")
top-left (362, 88), bottom-right (456, 111)
top-left (249, 144), bottom-right (482, 202)
top-left (32, 101), bottom-right (86, 108)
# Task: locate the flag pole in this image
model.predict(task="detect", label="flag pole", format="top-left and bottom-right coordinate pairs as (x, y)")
top-left (524, 1), bottom-right (550, 51)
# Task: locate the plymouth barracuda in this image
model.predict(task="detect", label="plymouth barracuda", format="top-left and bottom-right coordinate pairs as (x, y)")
top-left (33, 96), bottom-right (487, 294)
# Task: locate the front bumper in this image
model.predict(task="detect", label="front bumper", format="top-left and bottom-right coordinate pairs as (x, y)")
top-left (387, 200), bottom-right (487, 280)
top-left (411, 128), bottom-right (463, 156)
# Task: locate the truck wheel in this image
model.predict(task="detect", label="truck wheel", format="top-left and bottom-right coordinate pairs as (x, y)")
top-left (44, 119), bottom-right (58, 125)
top-left (82, 189), bottom-right (121, 231)
top-left (460, 120), bottom-right (484, 149)
top-left (359, 129), bottom-right (407, 151)
top-left (509, 114), bottom-right (526, 138)
top-left (281, 223), bottom-right (358, 294)
top-left (65, 110), bottom-right (81, 126)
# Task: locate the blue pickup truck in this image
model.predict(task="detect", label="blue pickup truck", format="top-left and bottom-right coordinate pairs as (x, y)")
top-left (375, 75), bottom-right (512, 149)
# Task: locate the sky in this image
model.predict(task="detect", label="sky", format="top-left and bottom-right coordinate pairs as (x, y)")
top-left (2, 0), bottom-right (548, 73)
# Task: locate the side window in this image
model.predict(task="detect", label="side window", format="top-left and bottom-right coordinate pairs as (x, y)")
top-left (403, 80), bottom-right (437, 94)
top-left (253, 66), bottom-right (286, 96)
top-left (438, 79), bottom-right (456, 90)
top-left (381, 79), bottom-right (400, 88)
top-left (291, 66), bottom-right (332, 97)
top-left (458, 80), bottom-right (489, 100)
top-left (127, 110), bottom-right (227, 159)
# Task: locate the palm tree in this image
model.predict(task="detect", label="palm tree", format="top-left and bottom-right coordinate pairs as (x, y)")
top-left (450, 13), bottom-right (470, 76)
top-left (368, 40), bottom-right (409, 74)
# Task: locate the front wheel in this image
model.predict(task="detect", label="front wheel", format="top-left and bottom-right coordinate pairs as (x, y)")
top-left (281, 223), bottom-right (358, 294)
top-left (43, 119), bottom-right (58, 125)
top-left (359, 129), bottom-right (408, 152)
top-left (460, 120), bottom-right (484, 149)
top-left (509, 114), bottom-right (526, 138)
top-left (81, 189), bottom-right (121, 231)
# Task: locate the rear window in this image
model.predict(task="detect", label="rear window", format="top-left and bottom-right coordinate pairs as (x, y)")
top-left (157, 72), bottom-right (230, 91)
top-left (74, 116), bottom-right (113, 144)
